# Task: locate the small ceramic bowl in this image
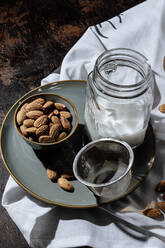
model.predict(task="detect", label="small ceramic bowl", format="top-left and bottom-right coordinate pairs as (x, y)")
top-left (73, 138), bottom-right (134, 200)
top-left (14, 93), bottom-right (79, 150)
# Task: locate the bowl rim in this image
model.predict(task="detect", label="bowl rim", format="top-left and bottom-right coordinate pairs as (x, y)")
top-left (73, 137), bottom-right (134, 187)
top-left (14, 92), bottom-right (79, 146)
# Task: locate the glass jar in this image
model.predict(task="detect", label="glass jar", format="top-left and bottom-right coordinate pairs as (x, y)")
top-left (84, 48), bottom-right (154, 148)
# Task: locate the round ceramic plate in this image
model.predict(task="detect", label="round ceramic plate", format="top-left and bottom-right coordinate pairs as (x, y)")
top-left (0, 80), bottom-right (155, 208)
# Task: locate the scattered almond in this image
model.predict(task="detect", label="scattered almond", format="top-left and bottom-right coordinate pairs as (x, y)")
top-left (47, 168), bottom-right (58, 180)
top-left (155, 180), bottom-right (165, 192)
top-left (158, 104), bottom-right (165, 113)
top-left (142, 208), bottom-right (162, 218)
top-left (61, 173), bottom-right (74, 180)
top-left (57, 177), bottom-right (74, 192)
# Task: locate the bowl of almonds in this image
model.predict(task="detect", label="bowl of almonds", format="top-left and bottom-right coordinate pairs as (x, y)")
top-left (14, 93), bottom-right (79, 150)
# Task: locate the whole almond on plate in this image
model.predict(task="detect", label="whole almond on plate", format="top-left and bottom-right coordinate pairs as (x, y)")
top-left (38, 135), bottom-right (55, 143)
top-left (20, 125), bottom-right (28, 136)
top-left (57, 177), bottom-right (74, 192)
top-left (60, 116), bottom-right (71, 130)
top-left (26, 102), bottom-right (43, 112)
top-left (23, 119), bottom-right (35, 127)
top-left (61, 173), bottom-right (74, 180)
top-left (43, 101), bottom-right (54, 110)
top-left (47, 168), bottom-right (58, 180)
top-left (55, 102), bottom-right (66, 111)
top-left (155, 180), bottom-right (165, 192)
top-left (60, 111), bottom-right (72, 119)
top-left (158, 104), bottom-right (165, 113)
top-left (57, 132), bottom-right (67, 141)
top-left (26, 110), bottom-right (44, 119)
top-left (142, 208), bottom-right (162, 218)
top-left (26, 127), bottom-right (37, 134)
top-left (34, 115), bottom-right (48, 128)
top-left (16, 109), bottom-right (27, 125)
top-left (36, 125), bottom-right (49, 137)
top-left (49, 124), bottom-right (60, 139)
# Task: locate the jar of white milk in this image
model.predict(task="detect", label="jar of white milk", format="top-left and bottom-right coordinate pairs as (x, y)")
top-left (84, 48), bottom-right (154, 148)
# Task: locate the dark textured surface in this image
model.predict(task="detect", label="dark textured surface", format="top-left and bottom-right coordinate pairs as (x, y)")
top-left (0, 0), bottom-right (144, 247)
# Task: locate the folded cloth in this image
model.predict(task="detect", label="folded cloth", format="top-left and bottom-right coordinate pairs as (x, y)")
top-left (2, 0), bottom-right (165, 247)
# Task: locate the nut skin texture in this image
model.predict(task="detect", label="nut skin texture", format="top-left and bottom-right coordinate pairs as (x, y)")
top-left (142, 208), bottom-right (163, 218)
top-left (49, 124), bottom-right (60, 139)
top-left (16, 109), bottom-right (27, 125)
top-left (26, 127), bottom-right (37, 134)
top-left (47, 168), bottom-right (58, 180)
top-left (51, 116), bottom-right (61, 127)
top-left (60, 116), bottom-right (71, 130)
top-left (155, 180), bottom-right (165, 192)
top-left (26, 110), bottom-right (44, 119)
top-left (23, 119), bottom-right (35, 127)
top-left (57, 177), bottom-right (74, 192)
top-left (158, 104), bottom-right (165, 113)
top-left (36, 125), bottom-right (49, 137)
top-left (60, 111), bottom-right (72, 119)
top-left (34, 115), bottom-right (48, 128)
top-left (38, 135), bottom-right (55, 143)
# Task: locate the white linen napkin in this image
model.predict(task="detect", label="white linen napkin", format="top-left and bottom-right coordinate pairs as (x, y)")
top-left (2, 0), bottom-right (165, 247)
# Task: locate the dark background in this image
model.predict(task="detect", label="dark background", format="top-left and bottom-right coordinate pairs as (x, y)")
top-left (0, 0), bottom-right (144, 247)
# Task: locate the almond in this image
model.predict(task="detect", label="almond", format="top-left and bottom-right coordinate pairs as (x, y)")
top-left (43, 101), bottom-right (54, 110)
top-left (60, 116), bottom-right (71, 130)
top-left (26, 102), bottom-right (43, 112)
top-left (23, 119), bottom-right (35, 127)
top-left (26, 110), bottom-right (44, 119)
top-left (21, 103), bottom-right (28, 111)
top-left (47, 168), bottom-right (58, 180)
top-left (51, 115), bottom-right (61, 127)
top-left (158, 104), bottom-right (165, 113)
top-left (55, 102), bottom-right (66, 110)
top-left (16, 109), bottom-right (27, 125)
top-left (48, 112), bottom-right (54, 119)
top-left (20, 125), bottom-right (28, 136)
top-left (155, 180), bottom-right (165, 192)
top-left (61, 173), bottom-right (74, 180)
top-left (157, 202), bottom-right (165, 212)
top-left (30, 98), bottom-right (45, 105)
top-left (142, 208), bottom-right (162, 218)
top-left (49, 124), bottom-right (60, 139)
top-left (60, 111), bottom-right (72, 119)
top-left (57, 177), bottom-right (74, 192)
top-left (26, 127), bottom-right (37, 134)
top-left (36, 125), bottom-right (49, 137)
top-left (57, 132), bottom-right (67, 141)
top-left (38, 135), bottom-right (55, 143)
top-left (34, 115), bottom-right (48, 128)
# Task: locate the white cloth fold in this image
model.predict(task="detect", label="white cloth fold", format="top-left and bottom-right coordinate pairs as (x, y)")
top-left (2, 0), bottom-right (165, 247)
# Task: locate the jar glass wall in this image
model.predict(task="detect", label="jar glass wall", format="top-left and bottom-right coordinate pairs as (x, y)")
top-left (84, 48), bottom-right (154, 148)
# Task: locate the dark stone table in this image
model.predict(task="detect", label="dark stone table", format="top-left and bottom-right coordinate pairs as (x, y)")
top-left (0, 0), bottom-right (144, 247)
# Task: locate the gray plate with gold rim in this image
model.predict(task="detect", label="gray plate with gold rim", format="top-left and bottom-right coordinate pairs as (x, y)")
top-left (0, 80), bottom-right (155, 208)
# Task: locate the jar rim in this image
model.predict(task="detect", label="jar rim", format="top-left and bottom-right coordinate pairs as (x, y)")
top-left (94, 48), bottom-right (151, 89)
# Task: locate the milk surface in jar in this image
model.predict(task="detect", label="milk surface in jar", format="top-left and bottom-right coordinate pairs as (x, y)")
top-left (84, 49), bottom-right (154, 148)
